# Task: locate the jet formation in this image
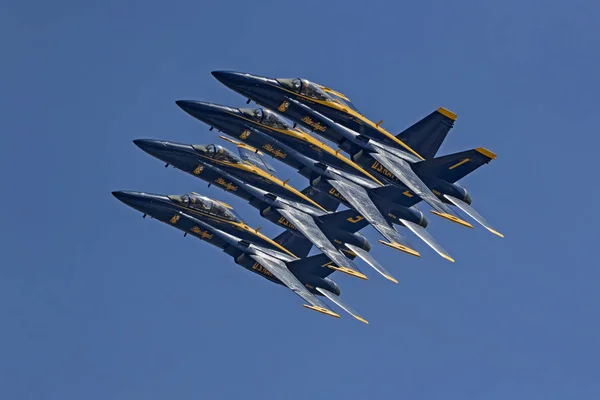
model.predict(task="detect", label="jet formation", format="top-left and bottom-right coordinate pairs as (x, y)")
top-left (113, 71), bottom-right (502, 324)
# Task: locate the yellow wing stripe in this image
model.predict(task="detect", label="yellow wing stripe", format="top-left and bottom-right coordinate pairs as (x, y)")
top-left (303, 304), bottom-right (341, 319)
top-left (378, 240), bottom-right (421, 258)
top-left (430, 211), bottom-right (474, 228)
top-left (448, 158), bottom-right (470, 170)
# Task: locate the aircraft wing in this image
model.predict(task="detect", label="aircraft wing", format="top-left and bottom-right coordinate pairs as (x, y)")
top-left (370, 150), bottom-right (473, 228)
top-left (219, 135), bottom-right (277, 173)
top-left (444, 195), bottom-right (504, 238)
top-left (327, 179), bottom-right (420, 258)
top-left (277, 206), bottom-right (368, 281)
top-left (249, 251), bottom-right (340, 319)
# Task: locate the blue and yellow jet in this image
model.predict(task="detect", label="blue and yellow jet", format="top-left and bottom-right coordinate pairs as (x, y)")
top-left (112, 190), bottom-right (368, 323)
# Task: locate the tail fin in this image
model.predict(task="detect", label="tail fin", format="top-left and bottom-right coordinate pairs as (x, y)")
top-left (272, 230), bottom-right (313, 258)
top-left (396, 108), bottom-right (456, 159)
top-left (413, 148), bottom-right (496, 183)
top-left (287, 253), bottom-right (335, 278)
top-left (319, 209), bottom-right (370, 233)
top-left (301, 185), bottom-right (341, 212)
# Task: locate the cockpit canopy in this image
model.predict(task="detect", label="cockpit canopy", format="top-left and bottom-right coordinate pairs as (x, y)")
top-left (277, 78), bottom-right (331, 101)
top-left (239, 107), bottom-right (290, 130)
top-left (192, 144), bottom-right (242, 164)
top-left (276, 77), bottom-right (361, 112)
top-left (170, 193), bottom-right (243, 222)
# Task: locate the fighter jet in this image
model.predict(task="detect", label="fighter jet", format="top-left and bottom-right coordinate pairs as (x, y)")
top-left (209, 71), bottom-right (500, 236)
top-left (175, 100), bottom-right (455, 261)
top-left (134, 139), bottom-right (399, 282)
top-left (112, 190), bottom-right (368, 323)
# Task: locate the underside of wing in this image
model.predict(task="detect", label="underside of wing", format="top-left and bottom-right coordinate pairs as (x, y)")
top-left (345, 244), bottom-right (398, 284)
top-left (316, 287), bottom-right (368, 324)
top-left (399, 219), bottom-right (455, 262)
top-left (444, 195), bottom-right (504, 238)
top-left (249, 252), bottom-right (340, 319)
top-left (277, 206), bottom-right (368, 280)
top-left (370, 150), bottom-right (473, 228)
top-left (328, 179), bottom-right (420, 258)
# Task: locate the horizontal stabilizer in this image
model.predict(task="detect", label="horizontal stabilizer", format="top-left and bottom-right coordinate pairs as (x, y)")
top-left (444, 195), bottom-right (503, 238)
top-left (345, 244), bottom-right (398, 283)
top-left (287, 253), bottom-right (335, 278)
top-left (413, 148), bottom-right (496, 183)
top-left (272, 230), bottom-right (313, 259)
top-left (400, 219), bottom-right (454, 262)
top-left (301, 186), bottom-right (341, 212)
top-left (319, 209), bottom-right (370, 233)
top-left (316, 287), bottom-right (368, 324)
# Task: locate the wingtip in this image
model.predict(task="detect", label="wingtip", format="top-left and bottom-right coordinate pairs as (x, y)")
top-left (487, 227), bottom-right (505, 238)
top-left (440, 253), bottom-right (455, 263)
top-left (384, 275), bottom-right (399, 284)
top-left (303, 304), bottom-right (341, 319)
top-left (437, 107), bottom-right (457, 121)
top-left (355, 316), bottom-right (369, 324)
top-left (475, 147), bottom-right (497, 160)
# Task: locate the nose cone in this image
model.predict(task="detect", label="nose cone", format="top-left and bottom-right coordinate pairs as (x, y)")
top-left (175, 100), bottom-right (230, 121)
top-left (112, 190), bottom-right (143, 208)
top-left (211, 70), bottom-right (249, 88)
top-left (211, 70), bottom-right (266, 95)
top-left (133, 139), bottom-right (166, 157)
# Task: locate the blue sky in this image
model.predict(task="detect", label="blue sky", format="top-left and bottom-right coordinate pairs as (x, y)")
top-left (1, 0), bottom-right (599, 398)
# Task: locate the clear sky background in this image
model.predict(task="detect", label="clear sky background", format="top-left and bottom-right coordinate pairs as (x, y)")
top-left (1, 0), bottom-right (599, 398)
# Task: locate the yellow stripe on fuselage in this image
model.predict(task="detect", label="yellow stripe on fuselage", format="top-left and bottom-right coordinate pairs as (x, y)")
top-left (197, 154), bottom-right (328, 212)
top-left (172, 203), bottom-right (298, 259)
top-left (229, 112), bottom-right (384, 186)
top-left (266, 83), bottom-right (426, 161)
